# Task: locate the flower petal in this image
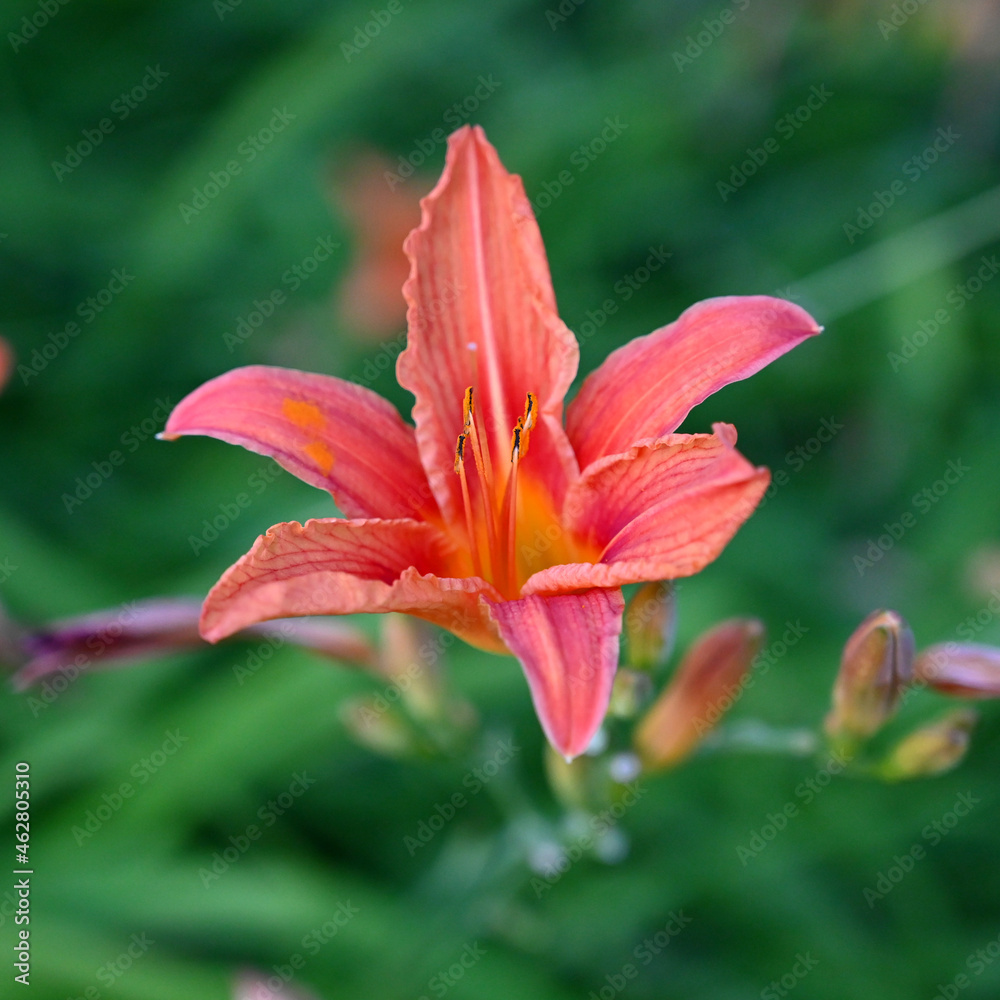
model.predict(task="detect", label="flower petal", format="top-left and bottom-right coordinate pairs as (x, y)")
top-left (523, 461), bottom-right (769, 595)
top-left (162, 365), bottom-right (436, 520)
top-left (486, 589), bottom-right (624, 760)
top-left (397, 126), bottom-right (579, 519)
top-left (566, 296), bottom-right (821, 469)
top-left (915, 643), bottom-right (1000, 699)
top-left (562, 423), bottom-right (757, 550)
top-left (634, 618), bottom-right (764, 769)
top-left (201, 518), bottom-right (505, 652)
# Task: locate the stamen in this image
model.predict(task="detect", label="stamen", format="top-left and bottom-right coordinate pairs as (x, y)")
top-left (452, 388), bottom-right (539, 596)
top-left (464, 386), bottom-right (495, 497)
top-left (522, 392), bottom-right (536, 432)
top-left (500, 417), bottom-right (526, 595)
top-left (454, 433), bottom-right (483, 578)
top-left (462, 387), bottom-right (499, 570)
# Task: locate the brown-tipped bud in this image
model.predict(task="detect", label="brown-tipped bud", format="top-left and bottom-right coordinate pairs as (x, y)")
top-left (634, 618), bottom-right (764, 770)
top-left (880, 708), bottom-right (977, 781)
top-left (914, 643), bottom-right (1000, 698)
top-left (624, 582), bottom-right (677, 671)
top-left (825, 610), bottom-right (914, 741)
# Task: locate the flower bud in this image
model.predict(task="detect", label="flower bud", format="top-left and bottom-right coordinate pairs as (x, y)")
top-left (339, 696), bottom-right (425, 759)
top-left (608, 668), bottom-right (653, 719)
top-left (234, 970), bottom-right (322, 1000)
top-left (9, 598), bottom-right (375, 689)
top-left (624, 581), bottom-right (677, 671)
top-left (914, 643), bottom-right (1000, 698)
top-left (0, 336), bottom-right (12, 394)
top-left (825, 610), bottom-right (914, 741)
top-left (634, 618), bottom-right (763, 770)
top-left (880, 708), bottom-right (977, 780)
top-left (375, 614), bottom-right (444, 721)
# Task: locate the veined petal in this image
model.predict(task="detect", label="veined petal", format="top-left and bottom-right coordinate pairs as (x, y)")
top-left (523, 471), bottom-right (769, 594)
top-left (397, 125), bottom-right (579, 519)
top-left (201, 518), bottom-right (505, 652)
top-left (566, 296), bottom-right (821, 469)
top-left (162, 366), bottom-right (436, 520)
top-left (487, 589), bottom-right (624, 760)
top-left (562, 423), bottom-right (756, 549)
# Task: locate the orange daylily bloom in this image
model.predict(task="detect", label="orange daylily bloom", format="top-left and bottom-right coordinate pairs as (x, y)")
top-left (162, 126), bottom-right (820, 758)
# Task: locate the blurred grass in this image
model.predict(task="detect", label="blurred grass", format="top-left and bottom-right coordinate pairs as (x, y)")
top-left (2, 0), bottom-right (1000, 997)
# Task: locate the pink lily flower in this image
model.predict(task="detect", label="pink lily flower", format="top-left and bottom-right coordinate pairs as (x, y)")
top-left (162, 126), bottom-right (820, 759)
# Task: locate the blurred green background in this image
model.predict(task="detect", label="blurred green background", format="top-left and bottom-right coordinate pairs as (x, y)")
top-left (3, 0), bottom-right (1000, 997)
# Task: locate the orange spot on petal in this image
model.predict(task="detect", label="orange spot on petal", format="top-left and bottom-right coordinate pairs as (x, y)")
top-left (303, 441), bottom-right (335, 475)
top-left (282, 398), bottom-right (326, 432)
